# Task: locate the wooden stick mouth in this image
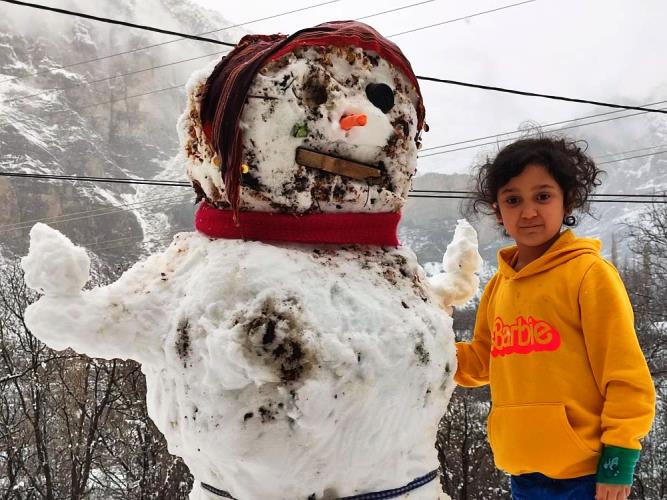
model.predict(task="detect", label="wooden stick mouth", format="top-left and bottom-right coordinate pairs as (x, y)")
top-left (295, 148), bottom-right (382, 180)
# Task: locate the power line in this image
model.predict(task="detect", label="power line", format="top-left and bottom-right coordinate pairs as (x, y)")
top-left (2, 2), bottom-right (437, 105)
top-left (418, 104), bottom-right (667, 158)
top-left (0, 0), bottom-right (339, 86)
top-left (416, 76), bottom-right (667, 115)
top-left (389, 0), bottom-right (537, 37)
top-left (409, 190), bottom-right (667, 199)
top-left (419, 99), bottom-right (667, 153)
top-left (49, 78), bottom-right (667, 133)
top-left (47, 82), bottom-right (660, 147)
top-left (3, 0), bottom-right (666, 116)
top-left (84, 226), bottom-right (190, 251)
top-left (595, 143), bottom-right (667, 160)
top-left (0, 172), bottom-right (189, 187)
top-left (50, 82), bottom-right (186, 115)
top-left (407, 194), bottom-right (667, 204)
top-left (598, 149), bottom-right (667, 165)
top-left (0, 0), bottom-right (236, 47)
top-left (1, 171), bottom-right (665, 204)
top-left (41, 83), bottom-right (667, 161)
top-left (34, 75), bottom-right (663, 154)
top-left (3, 170), bottom-right (665, 194)
top-left (0, 195), bottom-right (190, 233)
top-left (7, 193), bottom-right (663, 253)
top-left (2, 183), bottom-right (661, 235)
top-left (3, 2), bottom-right (440, 107)
top-left (10, 189), bottom-right (666, 254)
top-left (0, 193), bottom-right (181, 229)
top-left (356, 0), bottom-right (436, 20)
top-left (89, 229), bottom-right (187, 253)
top-left (2, 51), bottom-right (226, 105)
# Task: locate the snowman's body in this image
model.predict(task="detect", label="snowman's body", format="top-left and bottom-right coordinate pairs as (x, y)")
top-left (23, 22), bottom-right (481, 499)
top-left (24, 228), bottom-right (462, 499)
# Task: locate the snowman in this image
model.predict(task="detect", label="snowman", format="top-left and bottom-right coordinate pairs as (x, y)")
top-left (21, 21), bottom-right (482, 500)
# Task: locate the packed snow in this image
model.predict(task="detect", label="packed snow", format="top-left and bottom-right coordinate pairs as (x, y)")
top-left (22, 220), bottom-right (481, 499)
top-left (22, 222), bottom-right (90, 296)
top-left (178, 45), bottom-right (421, 214)
top-left (429, 220), bottom-right (483, 315)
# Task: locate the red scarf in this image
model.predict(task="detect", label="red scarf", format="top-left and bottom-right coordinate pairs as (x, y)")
top-left (195, 203), bottom-right (400, 246)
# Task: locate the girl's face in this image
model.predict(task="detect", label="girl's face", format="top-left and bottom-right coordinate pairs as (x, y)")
top-left (495, 163), bottom-right (566, 258)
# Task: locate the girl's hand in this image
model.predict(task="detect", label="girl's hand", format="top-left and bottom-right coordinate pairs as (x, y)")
top-left (596, 483), bottom-right (631, 500)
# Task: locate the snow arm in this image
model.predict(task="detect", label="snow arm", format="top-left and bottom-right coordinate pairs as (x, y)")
top-left (428, 219), bottom-right (483, 315)
top-left (21, 223), bottom-right (167, 365)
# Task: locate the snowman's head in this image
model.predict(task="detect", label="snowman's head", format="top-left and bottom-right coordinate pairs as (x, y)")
top-left (179, 21), bottom-right (425, 219)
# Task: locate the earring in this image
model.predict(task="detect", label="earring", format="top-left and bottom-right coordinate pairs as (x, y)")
top-left (492, 202), bottom-right (502, 224)
top-left (563, 215), bottom-right (576, 226)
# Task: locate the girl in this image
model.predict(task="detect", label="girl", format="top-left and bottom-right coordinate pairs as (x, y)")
top-left (456, 137), bottom-right (655, 500)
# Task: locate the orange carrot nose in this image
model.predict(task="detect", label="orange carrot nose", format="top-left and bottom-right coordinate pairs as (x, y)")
top-left (340, 113), bottom-right (368, 130)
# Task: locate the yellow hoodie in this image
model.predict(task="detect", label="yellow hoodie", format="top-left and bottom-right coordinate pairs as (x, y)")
top-left (455, 230), bottom-right (655, 479)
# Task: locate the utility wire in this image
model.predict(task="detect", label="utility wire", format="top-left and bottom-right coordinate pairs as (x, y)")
top-left (4, 2), bottom-right (440, 106)
top-left (389, 0), bottom-right (536, 37)
top-left (409, 190), bottom-right (667, 199)
top-left (595, 143), bottom-right (667, 160)
top-left (90, 229), bottom-right (186, 253)
top-left (3, 0), bottom-right (666, 116)
top-left (598, 149), bottom-right (667, 165)
top-left (0, 193), bottom-right (181, 228)
top-left (356, 0), bottom-right (435, 20)
top-left (4, 184), bottom-right (662, 235)
top-left (4, 138), bottom-right (667, 189)
top-left (0, 0), bottom-right (438, 106)
top-left (1, 171), bottom-right (664, 204)
top-left (0, 172), bottom-right (188, 186)
top-left (45, 82), bottom-right (667, 141)
top-left (419, 105), bottom-right (667, 158)
top-left (0, 0), bottom-right (235, 46)
top-left (45, 82), bottom-right (666, 154)
top-left (419, 99), bottom-right (667, 153)
top-left (2, 1), bottom-right (437, 105)
top-left (0, 195), bottom-right (190, 233)
top-left (21, 191), bottom-right (667, 255)
top-left (0, 0), bottom-right (438, 100)
top-left (2, 198), bottom-right (192, 235)
top-left (63, 83), bottom-right (186, 114)
top-left (1, 51), bottom-right (226, 105)
top-left (2, 170), bottom-right (662, 193)
top-left (0, 0), bottom-right (339, 85)
top-left (416, 76), bottom-right (667, 115)
top-left (85, 226), bottom-right (190, 251)
top-left (407, 194), bottom-right (667, 204)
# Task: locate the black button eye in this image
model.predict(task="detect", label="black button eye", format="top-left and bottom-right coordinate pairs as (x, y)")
top-left (365, 83), bottom-right (394, 113)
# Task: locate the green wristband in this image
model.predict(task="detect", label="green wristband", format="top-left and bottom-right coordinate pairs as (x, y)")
top-left (596, 445), bottom-right (640, 485)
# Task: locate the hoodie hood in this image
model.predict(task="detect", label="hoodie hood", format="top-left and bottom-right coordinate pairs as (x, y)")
top-left (497, 230), bottom-right (601, 279)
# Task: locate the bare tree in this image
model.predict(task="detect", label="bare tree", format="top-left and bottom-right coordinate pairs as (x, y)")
top-left (622, 199), bottom-right (667, 499)
top-left (0, 261), bottom-right (192, 499)
top-left (437, 301), bottom-right (510, 499)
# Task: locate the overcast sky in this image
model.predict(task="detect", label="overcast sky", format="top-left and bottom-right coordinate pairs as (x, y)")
top-left (189, 0), bottom-right (667, 176)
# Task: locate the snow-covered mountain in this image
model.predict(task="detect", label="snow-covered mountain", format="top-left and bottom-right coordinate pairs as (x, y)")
top-left (0, 0), bottom-right (237, 262)
top-left (1, 0), bottom-right (665, 269)
top-left (400, 131), bottom-right (667, 269)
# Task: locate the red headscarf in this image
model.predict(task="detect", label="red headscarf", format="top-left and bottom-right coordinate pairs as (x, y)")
top-left (200, 21), bottom-right (425, 219)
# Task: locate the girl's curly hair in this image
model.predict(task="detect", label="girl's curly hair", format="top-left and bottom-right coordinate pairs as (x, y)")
top-left (468, 135), bottom-right (604, 226)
